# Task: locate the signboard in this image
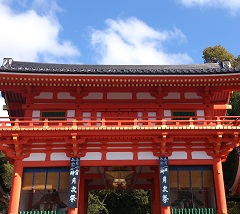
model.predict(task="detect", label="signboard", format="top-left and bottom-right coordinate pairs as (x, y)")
top-left (159, 157), bottom-right (171, 206)
top-left (68, 157), bottom-right (80, 208)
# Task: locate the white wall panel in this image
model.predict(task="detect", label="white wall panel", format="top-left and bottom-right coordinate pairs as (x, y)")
top-left (164, 92), bottom-right (180, 99)
top-left (57, 92), bottom-right (75, 99)
top-left (81, 152), bottom-right (102, 160)
top-left (184, 92), bottom-right (202, 99)
top-left (83, 92), bottom-right (103, 99)
top-left (107, 92), bottom-right (132, 99)
top-left (106, 152), bottom-right (133, 160)
top-left (138, 152), bottom-right (158, 160)
top-left (50, 152), bottom-right (69, 160)
top-left (169, 151), bottom-right (187, 159)
top-left (136, 92), bottom-right (155, 99)
top-left (32, 110), bottom-right (40, 120)
top-left (191, 151), bottom-right (213, 159)
top-left (23, 153), bottom-right (46, 161)
top-left (34, 92), bottom-right (53, 99)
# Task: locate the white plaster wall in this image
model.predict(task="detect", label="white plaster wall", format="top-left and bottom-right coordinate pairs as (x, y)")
top-left (163, 92), bottom-right (180, 99)
top-left (184, 92), bottom-right (202, 99)
top-left (82, 112), bottom-right (91, 118)
top-left (32, 110), bottom-right (40, 120)
top-left (138, 152), bottom-right (158, 160)
top-left (169, 151), bottom-right (187, 159)
top-left (136, 92), bottom-right (155, 99)
top-left (196, 110), bottom-right (205, 120)
top-left (164, 110), bottom-right (171, 120)
top-left (148, 112), bottom-right (156, 118)
top-left (23, 153), bottom-right (46, 161)
top-left (106, 152), bottom-right (133, 160)
top-left (57, 92), bottom-right (75, 99)
top-left (34, 92), bottom-right (53, 99)
top-left (138, 112), bottom-right (143, 125)
top-left (191, 151), bottom-right (213, 159)
top-left (148, 112), bottom-right (156, 125)
top-left (50, 152), bottom-right (69, 160)
top-left (67, 110), bottom-right (75, 120)
top-left (96, 112), bottom-right (101, 126)
top-left (107, 92), bottom-right (132, 99)
top-left (81, 152), bottom-right (102, 160)
top-left (83, 92), bottom-right (103, 99)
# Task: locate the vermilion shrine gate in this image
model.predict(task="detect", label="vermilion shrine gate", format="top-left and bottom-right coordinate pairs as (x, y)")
top-left (0, 58), bottom-right (240, 214)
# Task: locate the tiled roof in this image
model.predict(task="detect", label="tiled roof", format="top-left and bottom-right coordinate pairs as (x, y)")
top-left (1, 58), bottom-right (239, 75)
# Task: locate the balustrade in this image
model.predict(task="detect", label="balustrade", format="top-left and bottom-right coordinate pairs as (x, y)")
top-left (0, 116), bottom-right (239, 129)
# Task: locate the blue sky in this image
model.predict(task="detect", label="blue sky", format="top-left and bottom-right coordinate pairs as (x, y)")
top-left (0, 0), bottom-right (239, 65)
top-left (0, 0), bottom-right (240, 115)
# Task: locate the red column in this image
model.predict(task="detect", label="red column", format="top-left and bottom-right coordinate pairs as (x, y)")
top-left (8, 159), bottom-right (23, 214)
top-left (160, 206), bottom-right (171, 214)
top-left (213, 158), bottom-right (228, 214)
top-left (68, 208), bottom-right (78, 214)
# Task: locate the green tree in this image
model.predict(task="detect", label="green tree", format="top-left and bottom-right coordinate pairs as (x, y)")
top-left (203, 45), bottom-right (240, 68)
top-left (88, 190), bottom-right (109, 214)
top-left (228, 92), bottom-right (240, 116)
top-left (88, 189), bottom-right (151, 214)
top-left (202, 45), bottom-right (235, 63)
top-left (0, 151), bottom-right (12, 212)
top-left (0, 151), bottom-right (12, 190)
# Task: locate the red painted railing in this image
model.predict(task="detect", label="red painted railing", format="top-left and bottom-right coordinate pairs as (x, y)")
top-left (0, 116), bottom-right (239, 129)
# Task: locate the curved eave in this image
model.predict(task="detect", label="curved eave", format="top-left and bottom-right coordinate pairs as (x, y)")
top-left (0, 71), bottom-right (240, 89)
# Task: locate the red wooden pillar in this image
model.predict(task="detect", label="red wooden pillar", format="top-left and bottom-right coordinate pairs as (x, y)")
top-left (160, 206), bottom-right (171, 214)
top-left (8, 159), bottom-right (23, 214)
top-left (213, 158), bottom-right (227, 214)
top-left (68, 208), bottom-right (78, 214)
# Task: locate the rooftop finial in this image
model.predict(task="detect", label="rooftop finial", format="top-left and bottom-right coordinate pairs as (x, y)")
top-left (220, 60), bottom-right (232, 69)
top-left (2, 58), bottom-right (13, 68)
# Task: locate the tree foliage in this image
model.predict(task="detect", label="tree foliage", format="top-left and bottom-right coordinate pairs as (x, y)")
top-left (228, 92), bottom-right (240, 116)
top-left (203, 45), bottom-right (234, 63)
top-left (0, 152), bottom-right (12, 190)
top-left (88, 190), bottom-right (109, 214)
top-left (88, 189), bottom-right (151, 214)
top-left (0, 152), bottom-right (11, 213)
top-left (202, 45), bottom-right (240, 68)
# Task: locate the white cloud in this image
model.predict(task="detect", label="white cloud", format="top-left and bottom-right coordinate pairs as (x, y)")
top-left (90, 17), bottom-right (192, 65)
top-left (0, 0), bottom-right (80, 63)
top-left (178, 0), bottom-right (240, 14)
top-left (0, 96), bottom-right (8, 118)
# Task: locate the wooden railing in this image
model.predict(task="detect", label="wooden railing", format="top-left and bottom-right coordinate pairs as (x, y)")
top-left (171, 208), bottom-right (216, 214)
top-left (0, 116), bottom-right (239, 129)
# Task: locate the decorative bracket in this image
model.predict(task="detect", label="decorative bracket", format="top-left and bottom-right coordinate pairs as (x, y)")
top-left (66, 133), bottom-right (86, 157)
top-left (154, 132), bottom-right (170, 157)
